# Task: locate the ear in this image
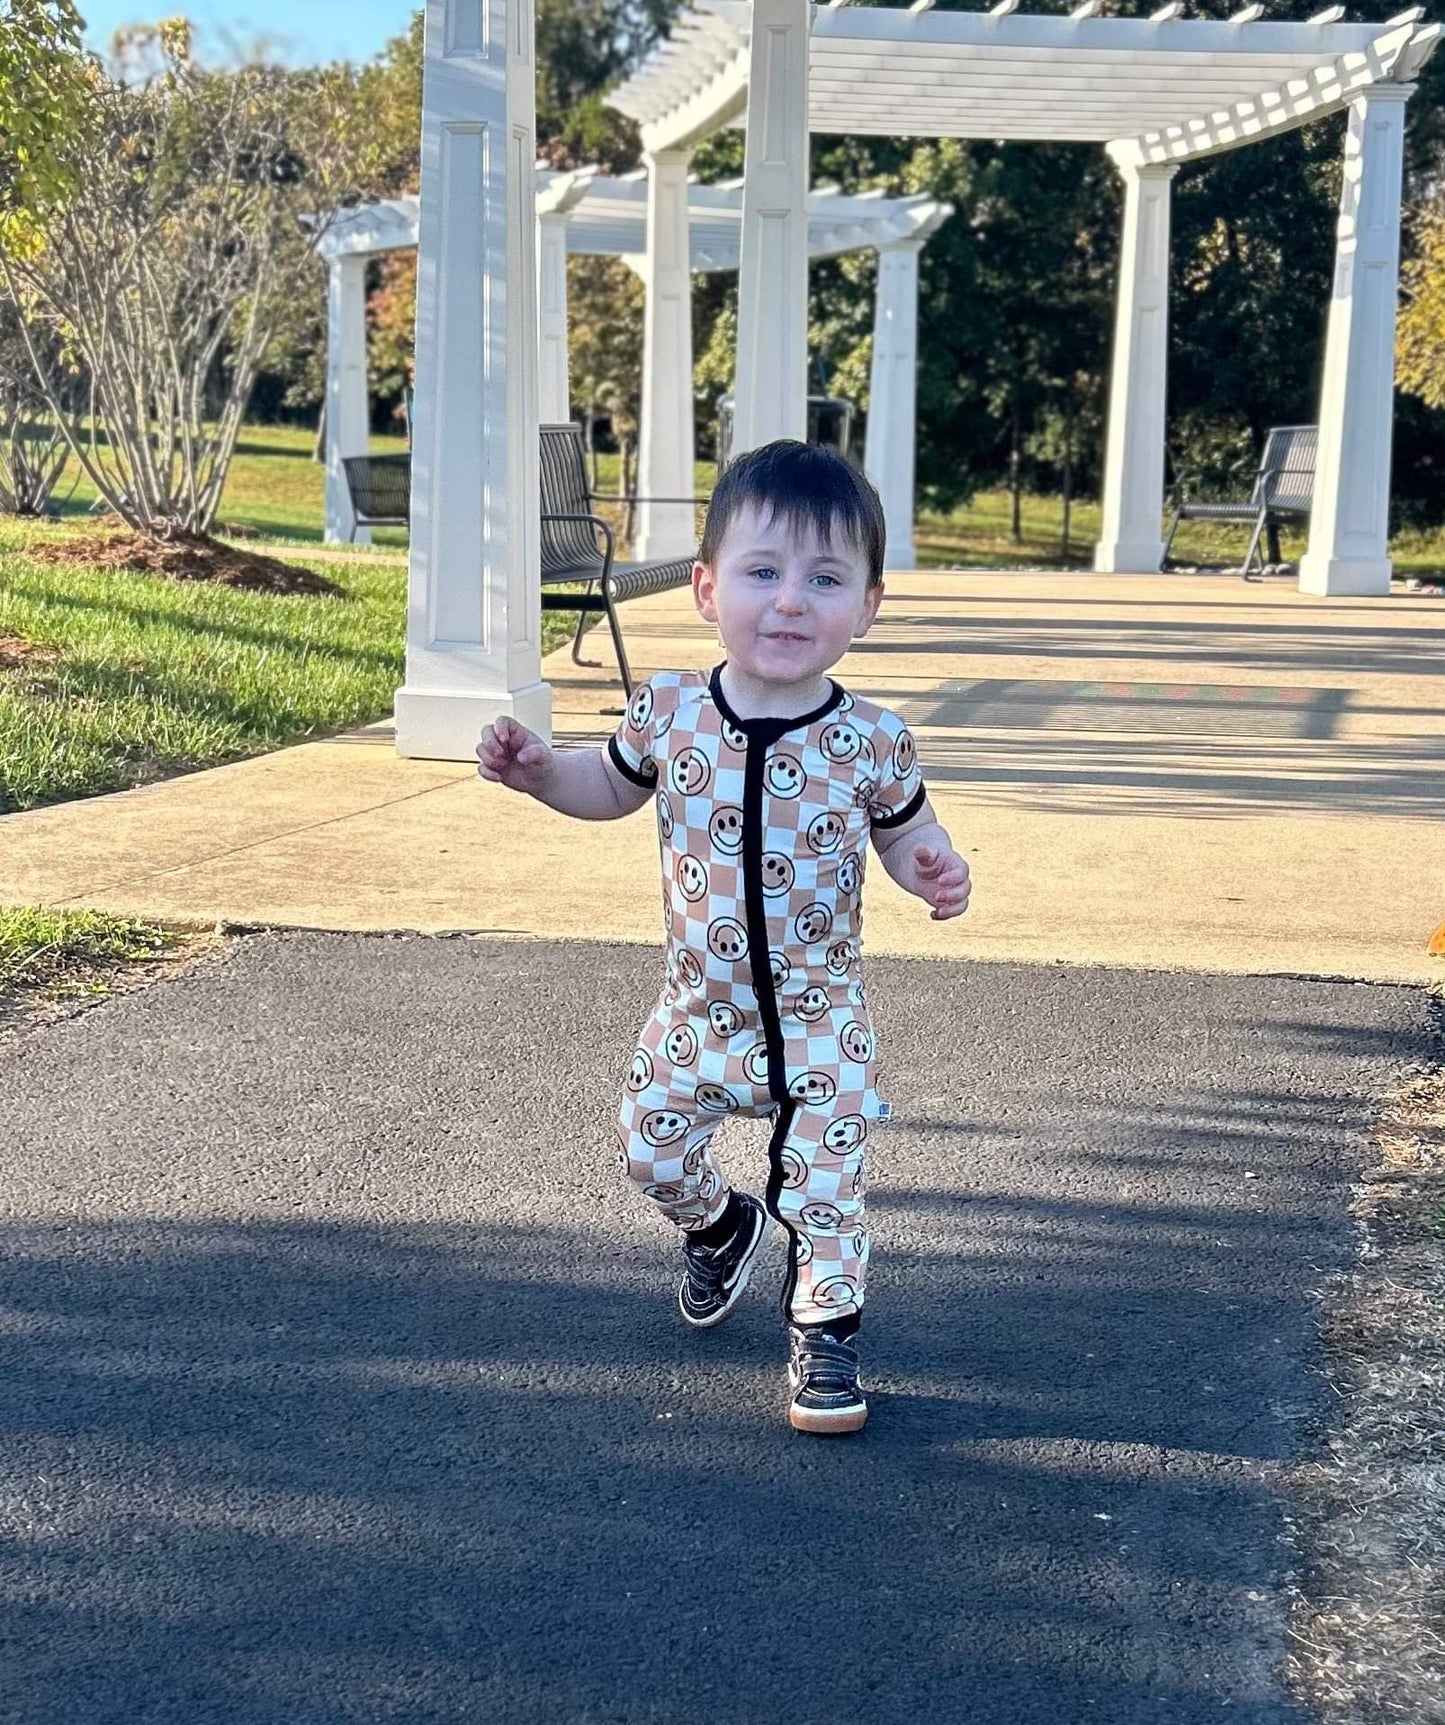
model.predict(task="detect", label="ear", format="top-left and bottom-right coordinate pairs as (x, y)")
top-left (692, 560), bottom-right (719, 624)
top-left (852, 580), bottom-right (885, 638)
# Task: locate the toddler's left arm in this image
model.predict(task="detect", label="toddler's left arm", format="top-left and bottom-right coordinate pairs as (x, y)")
top-left (871, 802), bottom-right (971, 922)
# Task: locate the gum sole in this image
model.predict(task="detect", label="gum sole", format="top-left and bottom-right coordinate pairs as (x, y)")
top-left (788, 1403), bottom-right (868, 1435)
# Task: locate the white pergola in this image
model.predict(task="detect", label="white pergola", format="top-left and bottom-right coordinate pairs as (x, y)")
top-left (314, 173), bottom-right (949, 557)
top-left (393, 0), bottom-right (1439, 762)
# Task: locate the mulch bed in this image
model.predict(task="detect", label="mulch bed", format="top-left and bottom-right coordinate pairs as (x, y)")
top-left (25, 527), bottom-right (349, 597)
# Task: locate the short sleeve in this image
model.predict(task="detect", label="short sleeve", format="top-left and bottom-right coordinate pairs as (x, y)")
top-left (607, 678), bottom-right (662, 791)
top-left (868, 717), bottom-right (926, 830)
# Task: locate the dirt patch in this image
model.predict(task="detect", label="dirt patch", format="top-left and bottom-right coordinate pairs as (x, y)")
top-left (0, 634), bottom-right (63, 670)
top-left (26, 528), bottom-right (349, 597)
top-left (1282, 1002), bottom-right (1445, 1723)
top-left (0, 924), bottom-right (239, 1035)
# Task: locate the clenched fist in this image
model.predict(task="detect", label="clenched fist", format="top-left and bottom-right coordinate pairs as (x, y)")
top-left (476, 715), bottom-right (554, 796)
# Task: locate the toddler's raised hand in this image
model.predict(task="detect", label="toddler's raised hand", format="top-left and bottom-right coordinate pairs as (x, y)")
top-left (912, 843), bottom-right (971, 921)
top-left (476, 715), bottom-right (554, 796)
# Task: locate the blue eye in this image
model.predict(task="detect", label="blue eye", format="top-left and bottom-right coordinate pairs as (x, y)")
top-left (751, 566), bottom-right (778, 581)
top-left (813, 574), bottom-right (840, 588)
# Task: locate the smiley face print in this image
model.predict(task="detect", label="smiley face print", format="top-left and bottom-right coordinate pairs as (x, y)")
top-left (707, 918), bottom-right (747, 962)
top-left (707, 1000), bottom-right (744, 1039)
top-left (671, 748), bottom-right (711, 797)
top-left (676, 854), bottom-right (708, 903)
top-left (826, 939), bottom-right (856, 977)
top-left (626, 683), bottom-right (654, 733)
top-left (656, 790), bottom-right (675, 840)
top-left (708, 805), bottom-right (743, 854)
top-left (720, 717), bottom-right (748, 752)
top-left (641, 1110), bottom-right (689, 1148)
top-left (694, 1082), bottom-right (739, 1114)
top-left (794, 985), bottom-right (830, 1023)
top-left (664, 1023), bottom-right (700, 1065)
top-left (892, 728), bottom-right (917, 779)
top-left (806, 811), bottom-right (845, 856)
top-left (810, 1275), bottom-right (857, 1308)
top-left (821, 721), bottom-right (862, 764)
top-left (780, 1148), bottom-right (808, 1189)
top-left (770, 950), bottom-right (791, 990)
top-left (835, 853), bottom-right (862, 896)
top-left (822, 1114), bottom-right (868, 1154)
top-left (794, 903), bottom-right (833, 945)
top-left (760, 853), bottom-right (795, 896)
top-left (627, 1049), bottom-right (654, 1093)
top-left (675, 948), bottom-right (704, 989)
top-left (798, 1199), bottom-right (843, 1231)
top-left (788, 1070), bottom-right (837, 1106)
top-left (743, 1042), bottom-right (771, 1085)
top-left (765, 752), bottom-right (806, 799)
top-left (840, 1021), bottom-right (873, 1064)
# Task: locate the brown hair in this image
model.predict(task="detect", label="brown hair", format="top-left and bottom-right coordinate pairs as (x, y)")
top-left (699, 440), bottom-right (886, 588)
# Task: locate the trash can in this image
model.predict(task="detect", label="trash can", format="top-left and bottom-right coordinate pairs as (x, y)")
top-left (715, 393), bottom-right (857, 474)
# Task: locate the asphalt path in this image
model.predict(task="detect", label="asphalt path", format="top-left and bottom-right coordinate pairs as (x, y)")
top-left (0, 933), bottom-right (1434, 1725)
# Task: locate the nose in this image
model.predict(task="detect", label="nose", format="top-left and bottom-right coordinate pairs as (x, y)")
top-left (772, 582), bottom-right (807, 616)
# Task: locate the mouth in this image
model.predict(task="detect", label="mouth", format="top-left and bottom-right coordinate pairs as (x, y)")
top-left (762, 631), bottom-right (811, 644)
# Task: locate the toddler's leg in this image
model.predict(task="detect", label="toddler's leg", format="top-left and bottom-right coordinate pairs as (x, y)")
top-left (616, 1082), bottom-right (730, 1233)
top-left (766, 1096), bottom-right (869, 1334)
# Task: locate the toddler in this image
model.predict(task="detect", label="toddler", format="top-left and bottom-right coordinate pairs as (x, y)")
top-left (477, 440), bottom-right (970, 1434)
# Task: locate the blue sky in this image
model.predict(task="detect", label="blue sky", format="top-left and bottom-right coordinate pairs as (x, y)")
top-left (78, 0), bottom-right (416, 66)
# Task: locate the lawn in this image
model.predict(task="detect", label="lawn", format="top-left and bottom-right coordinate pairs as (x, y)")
top-left (0, 518), bottom-right (406, 813)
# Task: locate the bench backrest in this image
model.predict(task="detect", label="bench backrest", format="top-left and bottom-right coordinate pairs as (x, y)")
top-left (1253, 424), bottom-right (1317, 510)
top-left (539, 422), bottom-right (605, 576)
top-left (342, 454), bottom-right (411, 523)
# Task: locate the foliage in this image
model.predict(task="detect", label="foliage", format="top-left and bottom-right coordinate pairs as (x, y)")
top-left (0, 297), bottom-right (72, 512)
top-left (1, 22), bottom-right (371, 536)
top-left (567, 253), bottom-right (644, 474)
top-left (1399, 198), bottom-right (1445, 412)
top-left (0, 1), bottom-right (90, 250)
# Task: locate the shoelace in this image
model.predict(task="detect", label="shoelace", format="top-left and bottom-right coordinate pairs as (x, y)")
top-left (682, 1231), bottom-right (731, 1297)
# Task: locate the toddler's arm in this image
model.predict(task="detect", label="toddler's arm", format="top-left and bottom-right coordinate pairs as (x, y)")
top-left (871, 799), bottom-right (971, 921)
top-left (476, 716), bottom-right (653, 821)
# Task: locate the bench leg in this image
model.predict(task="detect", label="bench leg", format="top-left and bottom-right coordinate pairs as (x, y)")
top-left (570, 580), bottom-right (600, 668)
top-left (600, 581), bottom-right (635, 698)
top-left (1162, 507), bottom-right (1183, 569)
top-left (1241, 512), bottom-right (1267, 579)
top-left (1265, 521), bottom-right (1282, 567)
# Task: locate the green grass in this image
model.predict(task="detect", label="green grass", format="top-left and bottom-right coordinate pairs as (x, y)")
top-left (0, 905), bottom-right (183, 998)
top-left (0, 519), bottom-right (407, 813)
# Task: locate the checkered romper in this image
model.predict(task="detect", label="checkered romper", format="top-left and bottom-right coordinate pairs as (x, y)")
top-left (608, 664), bottom-right (926, 1329)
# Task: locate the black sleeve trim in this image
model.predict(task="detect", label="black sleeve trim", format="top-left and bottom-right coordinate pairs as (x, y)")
top-left (871, 780), bottom-right (927, 830)
top-left (607, 734), bottom-right (657, 790)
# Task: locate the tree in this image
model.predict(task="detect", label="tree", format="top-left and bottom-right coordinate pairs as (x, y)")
top-left (1, 22), bottom-right (368, 538)
top-left (0, 1), bottom-right (89, 249)
top-left (567, 253), bottom-right (643, 491)
top-left (1398, 199), bottom-right (1445, 412)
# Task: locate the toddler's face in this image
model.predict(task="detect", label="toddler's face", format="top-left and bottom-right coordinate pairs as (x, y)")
top-left (692, 503), bottom-right (882, 689)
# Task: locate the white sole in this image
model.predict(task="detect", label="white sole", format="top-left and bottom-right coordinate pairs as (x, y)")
top-left (678, 1208), bottom-right (772, 1329)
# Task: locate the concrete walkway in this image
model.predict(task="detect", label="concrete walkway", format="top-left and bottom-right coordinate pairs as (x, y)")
top-left (3, 570), bottom-right (1443, 983)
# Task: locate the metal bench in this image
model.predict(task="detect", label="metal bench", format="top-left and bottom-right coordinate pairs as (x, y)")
top-left (341, 453), bottom-right (411, 540)
top-left (540, 421), bottom-right (705, 697)
top-left (1163, 424), bottom-right (1316, 577)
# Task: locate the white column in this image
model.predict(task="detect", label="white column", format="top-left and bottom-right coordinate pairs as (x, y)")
top-left (1299, 88), bottom-right (1412, 598)
top-left (732, 0), bottom-right (809, 457)
top-left (324, 253), bottom-right (371, 545)
top-left (536, 213), bottom-right (571, 424)
top-left (636, 148), bottom-right (697, 561)
top-left (864, 240), bottom-right (922, 571)
top-left (394, 0), bottom-right (551, 760)
top-left (1095, 153), bottom-right (1177, 574)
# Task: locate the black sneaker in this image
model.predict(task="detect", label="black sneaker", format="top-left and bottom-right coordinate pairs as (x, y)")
top-left (787, 1325), bottom-right (867, 1434)
top-left (678, 1194), bottom-right (771, 1328)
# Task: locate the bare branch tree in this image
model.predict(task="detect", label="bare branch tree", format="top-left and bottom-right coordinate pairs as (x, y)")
top-left (0, 23), bottom-right (368, 539)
